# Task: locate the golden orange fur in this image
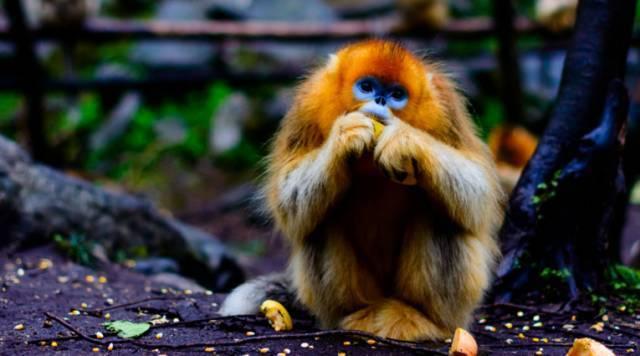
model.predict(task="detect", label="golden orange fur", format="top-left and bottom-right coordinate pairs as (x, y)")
top-left (222, 40), bottom-right (503, 341)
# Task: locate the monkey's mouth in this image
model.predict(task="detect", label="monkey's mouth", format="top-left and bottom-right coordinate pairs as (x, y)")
top-left (358, 103), bottom-right (392, 123)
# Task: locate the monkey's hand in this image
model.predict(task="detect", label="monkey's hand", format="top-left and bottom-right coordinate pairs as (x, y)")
top-left (328, 112), bottom-right (376, 160)
top-left (373, 119), bottom-right (420, 186)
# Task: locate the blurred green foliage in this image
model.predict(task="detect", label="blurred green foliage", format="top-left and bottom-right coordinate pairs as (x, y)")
top-left (54, 233), bottom-right (95, 267)
top-left (86, 83), bottom-right (234, 179)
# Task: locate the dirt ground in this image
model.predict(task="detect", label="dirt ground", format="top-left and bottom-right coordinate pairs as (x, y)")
top-left (2, 245), bottom-right (640, 355)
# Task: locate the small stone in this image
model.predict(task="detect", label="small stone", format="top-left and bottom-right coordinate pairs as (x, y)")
top-left (98, 276), bottom-right (108, 284)
top-left (205, 290), bottom-right (213, 295)
top-left (444, 338), bottom-right (452, 344)
top-left (591, 322), bottom-right (605, 332)
top-left (571, 315), bottom-right (576, 321)
top-left (104, 313), bottom-right (111, 320)
top-left (522, 325), bottom-right (530, 331)
top-left (81, 303), bottom-right (88, 309)
top-left (533, 337), bottom-right (540, 342)
top-left (504, 322), bottom-right (513, 329)
top-left (542, 338), bottom-right (549, 343)
top-left (277, 353), bottom-right (286, 356)
top-left (17, 268), bottom-right (24, 277)
top-left (517, 311), bottom-right (524, 317)
top-left (619, 305), bottom-right (627, 312)
top-left (367, 339), bottom-right (376, 345)
top-left (38, 259), bottom-right (53, 270)
top-left (627, 348), bottom-right (634, 353)
top-left (301, 342), bottom-right (310, 348)
top-left (602, 315), bottom-right (609, 322)
top-left (106, 298), bottom-right (114, 305)
top-left (343, 341), bottom-right (351, 346)
top-left (283, 348), bottom-right (291, 354)
top-left (484, 325), bottom-right (496, 332)
top-left (246, 331), bottom-right (255, 336)
top-left (57, 276), bottom-right (69, 284)
top-left (85, 275), bottom-right (95, 283)
top-left (259, 347), bottom-right (270, 353)
top-left (533, 315), bottom-right (540, 322)
top-left (518, 333), bottom-right (526, 339)
top-left (204, 347), bottom-right (215, 352)
top-left (51, 341), bottom-right (58, 347)
top-left (562, 324), bottom-right (574, 330)
top-left (338, 353), bottom-right (346, 356)
top-left (14, 324), bottom-right (24, 331)
top-left (96, 332), bottom-right (104, 339)
top-left (533, 322), bottom-right (543, 328)
top-left (477, 318), bottom-right (486, 324)
top-left (108, 343), bottom-right (114, 351)
top-left (92, 347), bottom-right (100, 352)
top-left (69, 310), bottom-right (81, 316)
top-left (506, 339), bottom-right (513, 344)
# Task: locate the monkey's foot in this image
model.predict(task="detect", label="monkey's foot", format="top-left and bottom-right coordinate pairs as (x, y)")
top-left (339, 299), bottom-right (451, 341)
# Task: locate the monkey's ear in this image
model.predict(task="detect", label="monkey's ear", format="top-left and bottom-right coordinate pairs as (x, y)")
top-left (325, 54), bottom-right (340, 72)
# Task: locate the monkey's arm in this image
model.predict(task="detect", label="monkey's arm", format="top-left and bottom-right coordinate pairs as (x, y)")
top-left (375, 120), bottom-right (500, 232)
top-left (267, 112), bottom-right (375, 243)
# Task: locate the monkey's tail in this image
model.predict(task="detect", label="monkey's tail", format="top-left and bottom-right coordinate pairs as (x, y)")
top-left (219, 272), bottom-right (300, 316)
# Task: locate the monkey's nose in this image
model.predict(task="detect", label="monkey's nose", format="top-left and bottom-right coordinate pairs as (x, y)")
top-left (375, 97), bottom-right (386, 106)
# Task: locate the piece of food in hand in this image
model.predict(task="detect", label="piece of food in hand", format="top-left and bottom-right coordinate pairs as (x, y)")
top-left (566, 338), bottom-right (614, 356)
top-left (449, 328), bottom-right (478, 356)
top-left (371, 119), bottom-right (385, 138)
top-left (260, 300), bottom-right (293, 331)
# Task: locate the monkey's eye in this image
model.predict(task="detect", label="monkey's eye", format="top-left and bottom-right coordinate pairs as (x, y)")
top-left (387, 86), bottom-right (408, 110)
top-left (358, 80), bottom-right (374, 93)
top-left (353, 77), bottom-right (378, 100)
top-left (390, 88), bottom-right (407, 100)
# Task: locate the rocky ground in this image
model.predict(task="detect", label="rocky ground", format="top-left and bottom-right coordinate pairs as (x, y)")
top-left (2, 244), bottom-right (640, 355)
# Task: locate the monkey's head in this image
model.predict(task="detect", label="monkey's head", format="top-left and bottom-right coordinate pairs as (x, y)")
top-left (303, 40), bottom-right (451, 140)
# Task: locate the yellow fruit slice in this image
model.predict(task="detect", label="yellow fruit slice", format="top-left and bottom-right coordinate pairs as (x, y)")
top-left (449, 328), bottom-right (477, 356)
top-left (260, 300), bottom-right (293, 332)
top-left (372, 119), bottom-right (384, 138)
top-left (566, 338), bottom-right (614, 356)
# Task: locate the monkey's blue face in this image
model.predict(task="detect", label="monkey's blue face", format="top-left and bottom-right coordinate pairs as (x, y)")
top-left (353, 76), bottom-right (408, 122)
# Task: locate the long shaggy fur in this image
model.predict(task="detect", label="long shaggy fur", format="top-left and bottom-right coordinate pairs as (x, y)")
top-left (221, 40), bottom-right (503, 341)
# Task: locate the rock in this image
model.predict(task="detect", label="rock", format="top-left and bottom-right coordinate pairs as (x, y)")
top-left (0, 135), bottom-right (245, 291)
top-left (150, 272), bottom-right (206, 292)
top-left (154, 117), bottom-right (187, 146)
top-left (209, 93), bottom-right (251, 155)
top-left (89, 92), bottom-right (141, 151)
top-left (134, 257), bottom-right (180, 275)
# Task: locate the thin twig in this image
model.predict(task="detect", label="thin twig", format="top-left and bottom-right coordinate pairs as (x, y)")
top-left (44, 312), bottom-right (446, 354)
top-left (480, 303), bottom-right (565, 316)
top-left (85, 296), bottom-right (182, 316)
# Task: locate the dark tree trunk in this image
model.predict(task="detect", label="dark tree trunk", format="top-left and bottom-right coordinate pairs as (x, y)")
top-left (3, 0), bottom-right (51, 164)
top-left (493, 0), bottom-right (636, 301)
top-left (0, 135), bottom-right (244, 292)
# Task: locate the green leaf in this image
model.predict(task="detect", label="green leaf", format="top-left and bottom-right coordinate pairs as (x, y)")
top-left (103, 320), bottom-right (151, 339)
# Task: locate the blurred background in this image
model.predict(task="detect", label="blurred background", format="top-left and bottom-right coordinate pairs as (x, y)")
top-left (2, 0), bottom-right (640, 279)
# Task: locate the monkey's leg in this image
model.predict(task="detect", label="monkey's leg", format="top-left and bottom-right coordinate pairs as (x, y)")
top-left (269, 112), bottom-right (375, 242)
top-left (339, 298), bottom-right (450, 341)
top-left (394, 223), bottom-right (498, 340)
top-left (219, 272), bottom-right (300, 316)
